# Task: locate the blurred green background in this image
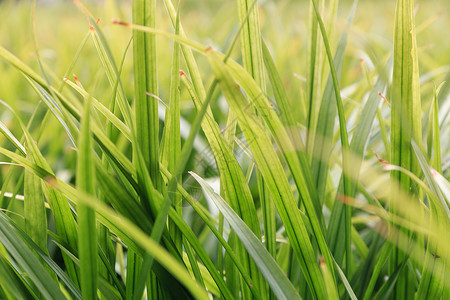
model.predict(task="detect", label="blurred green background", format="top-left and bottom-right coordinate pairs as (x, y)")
top-left (0, 0), bottom-right (448, 179)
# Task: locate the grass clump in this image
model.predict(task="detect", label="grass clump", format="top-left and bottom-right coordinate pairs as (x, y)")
top-left (0, 0), bottom-right (449, 299)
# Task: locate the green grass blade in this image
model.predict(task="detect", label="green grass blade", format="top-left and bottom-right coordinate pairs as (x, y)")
top-left (262, 39), bottom-right (324, 240)
top-left (77, 96), bottom-right (98, 299)
top-left (305, 0), bottom-right (323, 158)
top-left (191, 172), bottom-right (301, 300)
top-left (431, 83), bottom-right (444, 173)
top-left (0, 147), bottom-right (209, 299)
top-left (236, 1), bottom-right (269, 296)
top-left (332, 256), bottom-right (358, 300)
top-left (73, 2), bottom-right (133, 129)
top-left (162, 0), bottom-right (207, 100)
top-left (373, 259), bottom-right (408, 300)
top-left (133, 0), bottom-right (162, 192)
top-left (160, 164), bottom-right (260, 298)
top-left (310, 0), bottom-right (353, 275)
top-left (327, 56), bottom-right (389, 266)
top-left (157, 78), bottom-right (237, 299)
top-left (412, 142), bottom-right (448, 299)
top-left (362, 242), bottom-right (393, 300)
top-left (391, 0), bottom-right (423, 190)
top-left (100, 135), bottom-right (234, 300)
top-left (24, 149), bottom-right (48, 254)
top-left (237, 0), bottom-right (265, 88)
top-left (183, 239), bottom-right (206, 290)
top-left (212, 49), bottom-right (337, 285)
top-left (207, 48), bottom-right (329, 299)
top-left (0, 122), bottom-right (26, 156)
top-left (412, 142), bottom-right (449, 214)
top-left (0, 256), bottom-right (35, 300)
top-left (63, 78), bottom-right (132, 141)
top-left (180, 73), bottom-right (263, 294)
top-left (390, 1), bottom-right (423, 296)
top-left (0, 49), bottom-right (137, 183)
top-left (0, 101), bottom-right (81, 287)
top-left (25, 77), bottom-right (78, 147)
top-left (311, 0), bottom-right (357, 205)
top-left (10, 215), bottom-right (83, 299)
top-left (0, 213), bottom-right (66, 299)
top-left (160, 9), bottom-right (182, 253)
top-left (319, 257), bottom-right (339, 300)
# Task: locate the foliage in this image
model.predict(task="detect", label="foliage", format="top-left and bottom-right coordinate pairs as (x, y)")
top-left (0, 0), bottom-right (449, 299)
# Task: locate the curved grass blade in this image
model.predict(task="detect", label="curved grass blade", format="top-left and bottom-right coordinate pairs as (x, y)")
top-left (310, 0), bottom-right (353, 274)
top-left (0, 101), bottom-right (81, 287)
top-left (0, 255), bottom-right (35, 300)
top-left (207, 48), bottom-right (329, 299)
top-left (327, 54), bottom-right (389, 267)
top-left (0, 213), bottom-right (66, 299)
top-left (311, 0), bottom-right (357, 206)
top-left (160, 164), bottom-right (260, 299)
top-left (0, 48), bottom-right (136, 184)
top-left (0, 122), bottom-right (25, 156)
top-left (63, 79), bottom-right (132, 141)
top-left (0, 146), bottom-right (210, 300)
top-left (7, 215), bottom-right (83, 300)
top-left (305, 0), bottom-right (323, 158)
top-left (180, 73), bottom-right (263, 294)
top-left (73, 1), bottom-right (133, 129)
top-left (236, 2), bottom-right (270, 296)
top-left (191, 172), bottom-right (301, 300)
top-left (210, 50), bottom-right (337, 285)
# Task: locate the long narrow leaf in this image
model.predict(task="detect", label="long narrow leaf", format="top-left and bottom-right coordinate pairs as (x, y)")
top-left (191, 172), bottom-right (301, 300)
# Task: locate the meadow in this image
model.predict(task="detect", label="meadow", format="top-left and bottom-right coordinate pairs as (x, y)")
top-left (0, 0), bottom-right (449, 299)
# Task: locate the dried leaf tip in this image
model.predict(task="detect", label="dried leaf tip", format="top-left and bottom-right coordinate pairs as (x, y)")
top-left (319, 256), bottom-right (325, 265)
top-left (73, 0), bottom-right (93, 18)
top-left (372, 150), bottom-right (390, 165)
top-left (111, 19), bottom-right (130, 27)
top-left (378, 92), bottom-right (389, 105)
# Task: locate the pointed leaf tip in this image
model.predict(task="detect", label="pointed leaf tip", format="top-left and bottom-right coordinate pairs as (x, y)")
top-left (111, 19), bottom-right (130, 27)
top-left (378, 92), bottom-right (389, 104)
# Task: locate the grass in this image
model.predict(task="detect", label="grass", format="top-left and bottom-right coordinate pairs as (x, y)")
top-left (0, 0), bottom-right (449, 299)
